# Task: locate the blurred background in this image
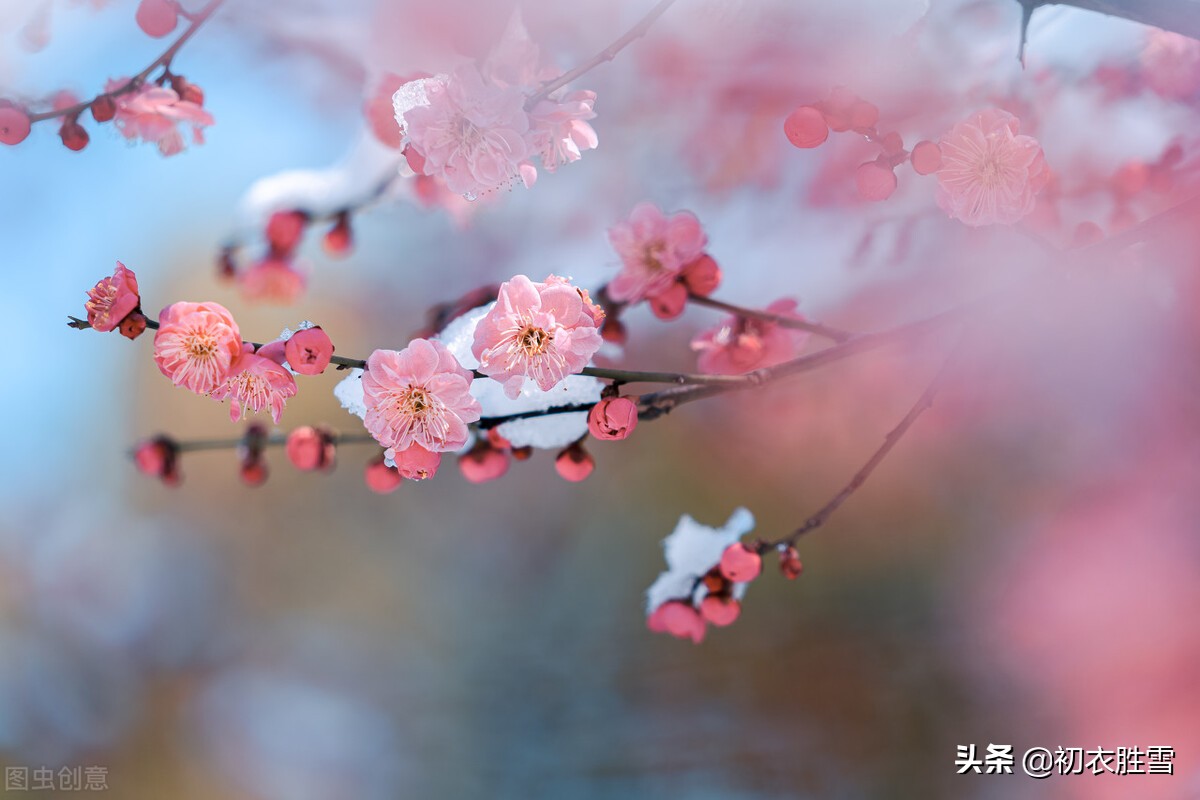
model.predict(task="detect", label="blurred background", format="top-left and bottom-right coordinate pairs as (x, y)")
top-left (2, 0), bottom-right (1199, 797)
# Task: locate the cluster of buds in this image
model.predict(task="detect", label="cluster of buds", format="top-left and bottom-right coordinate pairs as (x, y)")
top-left (784, 87), bottom-right (942, 202)
top-left (648, 538), bottom-right (805, 644)
top-left (225, 208), bottom-right (355, 303)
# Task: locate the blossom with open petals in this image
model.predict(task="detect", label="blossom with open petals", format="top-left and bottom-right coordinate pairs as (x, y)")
top-left (935, 108), bottom-right (1049, 227)
top-left (210, 345), bottom-right (298, 424)
top-left (398, 65), bottom-right (532, 197)
top-left (106, 78), bottom-right (213, 156)
top-left (607, 202), bottom-right (707, 304)
top-left (529, 91), bottom-right (598, 172)
top-left (361, 339), bottom-right (481, 453)
top-left (691, 299), bottom-right (809, 375)
top-left (471, 274), bottom-right (603, 398)
top-left (85, 261), bottom-right (140, 332)
top-left (152, 301), bottom-right (242, 395)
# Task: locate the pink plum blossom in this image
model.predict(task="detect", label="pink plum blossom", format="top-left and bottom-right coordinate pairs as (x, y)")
top-left (400, 64), bottom-right (532, 197)
top-left (607, 202), bottom-right (708, 304)
top-left (152, 301), bottom-right (242, 395)
top-left (934, 108), bottom-right (1049, 227)
top-left (239, 258), bottom-right (306, 305)
top-left (85, 261), bottom-right (140, 332)
top-left (210, 345), bottom-right (298, 424)
top-left (528, 91), bottom-right (598, 172)
top-left (691, 299), bottom-right (809, 375)
top-left (361, 339), bottom-right (481, 454)
top-left (1141, 30), bottom-right (1200, 99)
top-left (471, 275), bottom-right (604, 398)
top-left (106, 78), bottom-right (213, 156)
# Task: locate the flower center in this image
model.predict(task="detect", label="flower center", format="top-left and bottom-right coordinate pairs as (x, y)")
top-left (642, 242), bottom-right (666, 272)
top-left (185, 332), bottom-right (219, 360)
top-left (517, 325), bottom-right (553, 356)
top-left (457, 116), bottom-right (482, 148)
top-left (400, 387), bottom-right (433, 417)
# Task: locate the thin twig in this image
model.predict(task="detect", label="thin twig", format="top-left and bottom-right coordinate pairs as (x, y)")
top-left (27, 0), bottom-right (225, 124)
top-left (761, 346), bottom-right (959, 550)
top-left (524, 0), bottom-right (679, 108)
top-left (688, 294), bottom-right (855, 343)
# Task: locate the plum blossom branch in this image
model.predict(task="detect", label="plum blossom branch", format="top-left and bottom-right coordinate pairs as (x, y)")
top-left (524, 0), bottom-right (679, 109)
top-left (25, 0), bottom-right (225, 125)
top-left (67, 315), bottom-right (371, 370)
top-left (1019, 0), bottom-right (1200, 42)
top-left (761, 349), bottom-right (958, 550)
top-left (635, 304), bottom-right (966, 419)
top-left (162, 430), bottom-right (377, 454)
top-left (65, 316), bottom-right (754, 385)
top-left (687, 294), bottom-right (854, 343)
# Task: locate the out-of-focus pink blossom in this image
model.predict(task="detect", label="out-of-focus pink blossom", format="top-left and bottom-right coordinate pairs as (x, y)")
top-left (935, 108), bottom-right (1049, 227)
top-left (691, 299), bottom-right (808, 375)
top-left (105, 78), bottom-right (213, 156)
top-left (85, 261), bottom-right (140, 332)
top-left (239, 258), bottom-right (306, 305)
top-left (529, 91), bottom-right (598, 172)
top-left (210, 345), bottom-right (298, 424)
top-left (361, 339), bottom-right (481, 454)
top-left (587, 396), bottom-right (638, 441)
top-left (607, 202), bottom-right (707, 304)
top-left (152, 301), bottom-right (242, 395)
top-left (646, 600), bottom-right (706, 644)
top-left (1141, 29), bottom-right (1200, 99)
top-left (472, 274), bottom-right (603, 398)
top-left (400, 65), bottom-right (532, 197)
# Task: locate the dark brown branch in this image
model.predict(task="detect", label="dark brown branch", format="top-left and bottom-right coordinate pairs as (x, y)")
top-left (27, 0), bottom-right (225, 124)
top-left (524, 0), bottom-right (679, 108)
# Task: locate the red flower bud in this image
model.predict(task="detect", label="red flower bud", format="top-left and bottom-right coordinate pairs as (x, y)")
top-left (119, 311), bottom-right (148, 340)
top-left (458, 441), bottom-right (509, 483)
top-left (0, 105), bottom-right (32, 146)
top-left (681, 254), bottom-right (721, 297)
top-left (322, 212), bottom-right (353, 257)
top-left (136, 0), bottom-right (179, 38)
top-left (284, 327), bottom-right (334, 375)
top-left (718, 543), bottom-right (762, 583)
top-left (91, 95), bottom-right (116, 123)
top-left (587, 396), bottom-right (638, 441)
top-left (778, 546), bottom-right (804, 580)
top-left (364, 455), bottom-right (402, 493)
top-left (699, 595), bottom-right (741, 627)
top-left (554, 442), bottom-right (594, 482)
top-left (784, 106), bottom-right (828, 149)
top-left (265, 210), bottom-right (308, 255)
